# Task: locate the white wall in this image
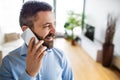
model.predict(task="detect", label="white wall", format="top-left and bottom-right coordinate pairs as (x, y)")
top-left (85, 0), bottom-right (120, 55)
top-left (0, 0), bottom-right (22, 33)
top-left (0, 27), bottom-right (4, 45)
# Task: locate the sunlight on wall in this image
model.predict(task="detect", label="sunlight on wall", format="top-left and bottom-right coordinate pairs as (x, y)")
top-left (56, 0), bottom-right (83, 33)
top-left (0, 0), bottom-right (83, 34)
top-left (24, 0), bottom-right (54, 7)
top-left (0, 0), bottom-right (22, 33)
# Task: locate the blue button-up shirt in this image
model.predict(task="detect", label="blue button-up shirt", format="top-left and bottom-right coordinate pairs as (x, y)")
top-left (0, 43), bottom-right (74, 80)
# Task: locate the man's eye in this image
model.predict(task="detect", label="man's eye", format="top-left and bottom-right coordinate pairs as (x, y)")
top-left (44, 26), bottom-right (49, 28)
top-left (44, 24), bottom-right (51, 28)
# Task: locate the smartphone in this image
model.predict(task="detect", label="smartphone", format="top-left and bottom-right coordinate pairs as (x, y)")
top-left (21, 28), bottom-right (39, 45)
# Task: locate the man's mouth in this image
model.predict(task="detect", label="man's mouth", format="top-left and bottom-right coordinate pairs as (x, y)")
top-left (45, 33), bottom-right (55, 41)
top-left (45, 36), bottom-right (53, 41)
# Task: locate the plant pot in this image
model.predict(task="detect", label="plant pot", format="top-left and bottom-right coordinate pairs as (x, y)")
top-left (71, 40), bottom-right (77, 46)
top-left (102, 43), bottom-right (114, 67)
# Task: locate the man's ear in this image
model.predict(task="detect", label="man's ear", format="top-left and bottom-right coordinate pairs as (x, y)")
top-left (22, 26), bottom-right (28, 31)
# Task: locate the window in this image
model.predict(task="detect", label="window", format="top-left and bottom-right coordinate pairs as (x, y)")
top-left (0, 0), bottom-right (23, 33)
top-left (56, 0), bottom-right (84, 33)
top-left (0, 0), bottom-right (84, 34)
top-left (24, 0), bottom-right (54, 7)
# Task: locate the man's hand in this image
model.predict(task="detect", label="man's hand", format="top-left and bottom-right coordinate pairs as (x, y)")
top-left (26, 37), bottom-right (47, 77)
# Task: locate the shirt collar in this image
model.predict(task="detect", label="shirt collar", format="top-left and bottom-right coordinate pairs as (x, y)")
top-left (20, 43), bottom-right (28, 56)
top-left (20, 43), bottom-right (53, 56)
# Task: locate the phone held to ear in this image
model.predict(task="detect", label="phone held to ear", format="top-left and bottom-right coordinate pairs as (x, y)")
top-left (21, 28), bottom-right (39, 45)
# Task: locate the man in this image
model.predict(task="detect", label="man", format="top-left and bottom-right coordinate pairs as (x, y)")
top-left (0, 1), bottom-right (74, 80)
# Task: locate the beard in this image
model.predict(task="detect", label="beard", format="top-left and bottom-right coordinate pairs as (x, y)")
top-left (43, 39), bottom-right (54, 49)
top-left (35, 33), bottom-right (55, 49)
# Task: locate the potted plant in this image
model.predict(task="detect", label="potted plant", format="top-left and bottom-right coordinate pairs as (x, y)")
top-left (64, 11), bottom-right (82, 45)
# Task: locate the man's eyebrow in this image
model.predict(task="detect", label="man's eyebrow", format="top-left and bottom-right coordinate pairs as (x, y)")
top-left (41, 21), bottom-right (55, 26)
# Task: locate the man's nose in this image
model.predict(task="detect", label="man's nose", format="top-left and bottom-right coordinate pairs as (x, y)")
top-left (50, 25), bottom-right (56, 33)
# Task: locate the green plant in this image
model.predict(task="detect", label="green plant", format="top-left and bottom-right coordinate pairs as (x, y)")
top-left (64, 11), bottom-right (82, 40)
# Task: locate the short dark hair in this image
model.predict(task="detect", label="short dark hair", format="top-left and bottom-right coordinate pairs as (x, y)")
top-left (19, 1), bottom-right (52, 28)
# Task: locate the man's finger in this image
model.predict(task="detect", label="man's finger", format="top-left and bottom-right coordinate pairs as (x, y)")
top-left (28, 37), bottom-right (35, 53)
top-left (32, 40), bottom-right (44, 54)
top-left (36, 46), bottom-right (47, 58)
top-left (38, 51), bottom-right (46, 62)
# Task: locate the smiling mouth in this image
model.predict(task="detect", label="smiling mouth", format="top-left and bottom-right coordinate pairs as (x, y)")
top-left (45, 36), bottom-right (54, 41)
top-left (45, 33), bottom-right (55, 41)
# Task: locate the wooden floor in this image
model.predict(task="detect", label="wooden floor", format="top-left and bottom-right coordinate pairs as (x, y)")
top-left (54, 38), bottom-right (120, 80)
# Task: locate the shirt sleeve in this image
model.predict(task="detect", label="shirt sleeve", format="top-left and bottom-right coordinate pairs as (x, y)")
top-left (0, 56), bottom-right (13, 80)
top-left (19, 71), bottom-right (36, 80)
top-left (0, 56), bottom-right (36, 80)
top-left (62, 54), bottom-right (74, 80)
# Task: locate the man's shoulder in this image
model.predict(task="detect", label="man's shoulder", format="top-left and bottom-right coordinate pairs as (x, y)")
top-left (51, 48), bottom-right (71, 68)
top-left (8, 46), bottom-right (22, 56)
top-left (52, 48), bottom-right (64, 54)
top-left (1, 46), bottom-right (24, 65)
top-left (3, 46), bottom-right (22, 61)
top-left (52, 48), bottom-right (64, 53)
top-left (51, 48), bottom-right (66, 59)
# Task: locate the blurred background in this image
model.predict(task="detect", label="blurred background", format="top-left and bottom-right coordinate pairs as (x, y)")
top-left (0, 0), bottom-right (120, 80)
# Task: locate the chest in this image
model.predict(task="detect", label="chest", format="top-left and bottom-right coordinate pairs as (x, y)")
top-left (39, 53), bottom-right (63, 80)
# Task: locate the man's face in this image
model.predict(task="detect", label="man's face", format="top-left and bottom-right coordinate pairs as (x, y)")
top-left (32, 11), bottom-right (56, 49)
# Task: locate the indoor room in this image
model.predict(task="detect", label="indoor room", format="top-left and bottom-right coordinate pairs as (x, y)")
top-left (0, 0), bottom-right (120, 80)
